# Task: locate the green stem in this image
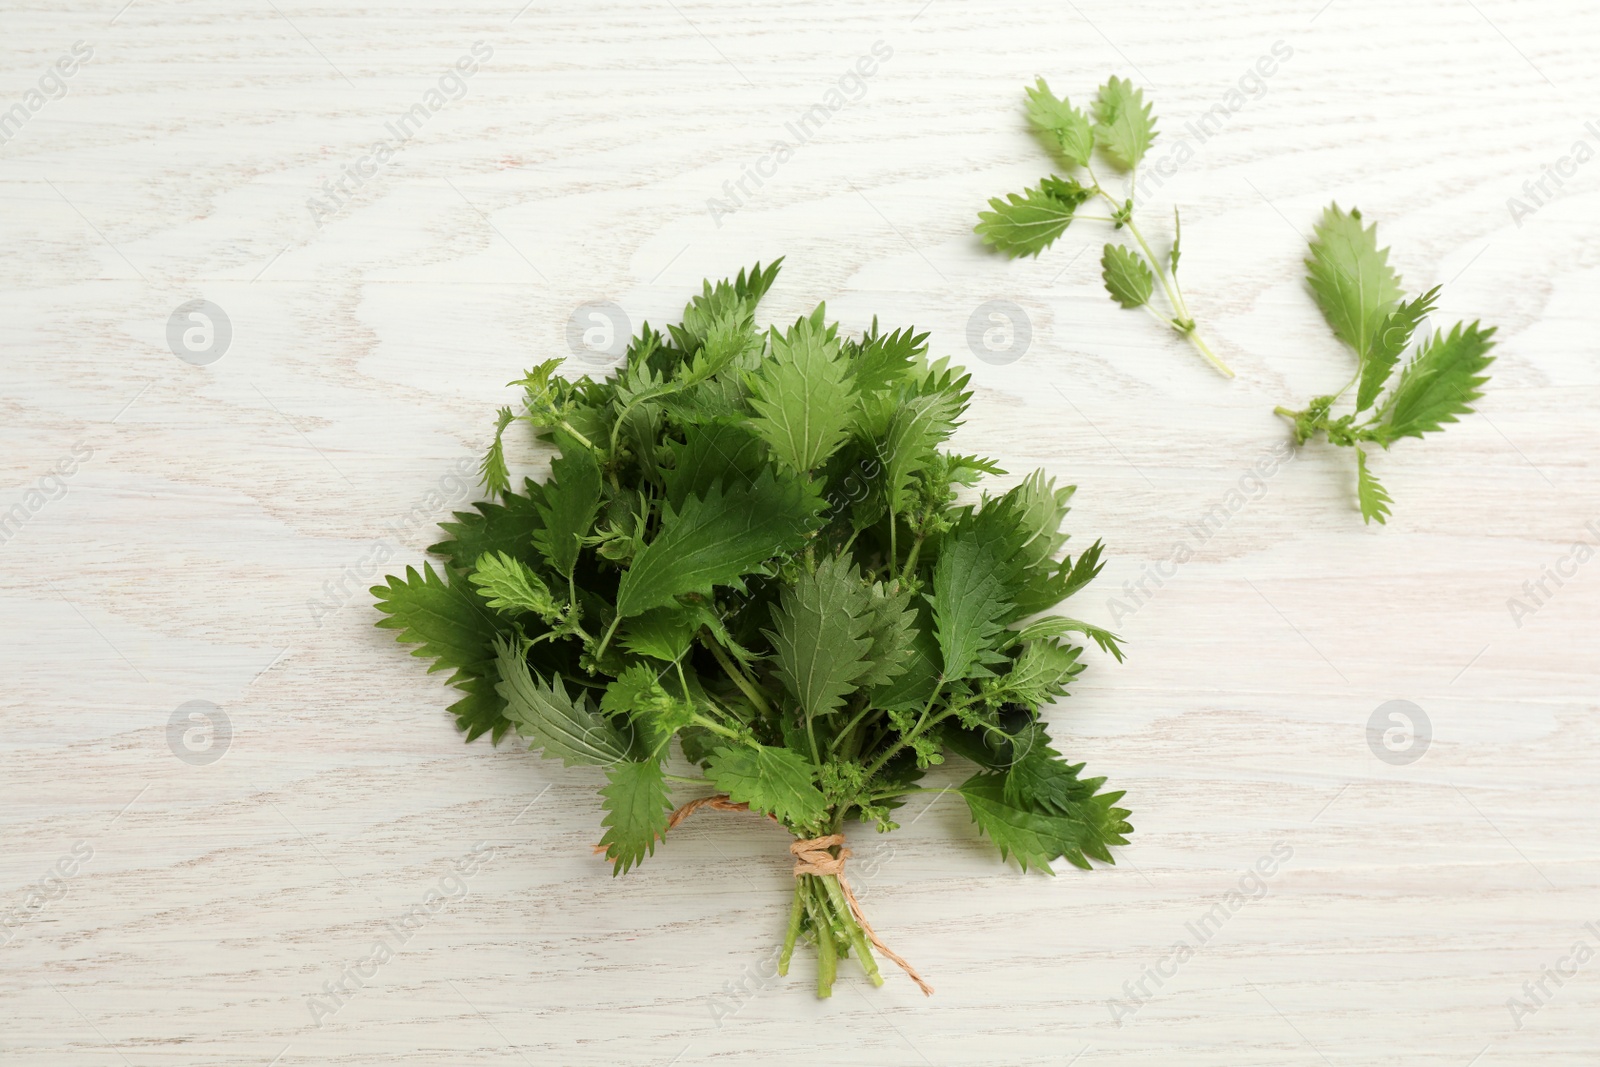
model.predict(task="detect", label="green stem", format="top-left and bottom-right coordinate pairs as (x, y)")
top-left (1091, 181), bottom-right (1234, 380)
top-left (778, 879), bottom-right (805, 977)
top-left (821, 873), bottom-right (883, 987)
top-left (592, 614), bottom-right (621, 661)
top-left (688, 713), bottom-right (741, 740)
top-left (808, 879), bottom-right (838, 998)
top-left (557, 419), bottom-right (597, 452)
top-left (830, 701), bottom-right (878, 756)
top-left (706, 638), bottom-right (772, 719)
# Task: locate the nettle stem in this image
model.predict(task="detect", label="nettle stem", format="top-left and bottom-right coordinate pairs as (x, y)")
top-left (1093, 182), bottom-right (1234, 379)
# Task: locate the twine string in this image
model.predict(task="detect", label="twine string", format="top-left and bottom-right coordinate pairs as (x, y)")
top-left (594, 794), bottom-right (933, 996)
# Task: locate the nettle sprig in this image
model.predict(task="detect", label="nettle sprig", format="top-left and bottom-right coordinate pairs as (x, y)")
top-left (372, 261), bottom-right (1131, 998)
top-left (977, 76), bottom-right (1234, 378)
top-left (1276, 205), bottom-right (1496, 523)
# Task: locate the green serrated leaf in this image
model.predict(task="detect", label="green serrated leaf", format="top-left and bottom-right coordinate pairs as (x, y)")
top-left (429, 478), bottom-right (546, 571)
top-left (767, 555), bottom-right (875, 722)
top-left (1355, 447), bottom-right (1393, 525)
top-left (747, 314), bottom-right (855, 474)
top-left (614, 470), bottom-right (821, 619)
top-left (532, 436), bottom-right (603, 579)
top-left (598, 759), bottom-right (673, 875)
top-left (1375, 322), bottom-right (1496, 444)
top-left (469, 551), bottom-right (561, 620)
top-left (960, 772), bottom-right (1129, 873)
top-left (1091, 76), bottom-right (1156, 170)
top-left (495, 637), bottom-right (630, 766)
top-left (705, 744), bottom-right (828, 827)
top-left (1358, 286), bottom-right (1440, 413)
top-left (1305, 204), bottom-right (1404, 365)
top-left (881, 390), bottom-right (963, 517)
top-left (975, 178), bottom-right (1094, 258)
top-left (372, 562), bottom-right (507, 742)
top-left (1024, 76), bottom-right (1095, 167)
top-left (1101, 244), bottom-right (1154, 308)
top-left (930, 531), bottom-right (1014, 681)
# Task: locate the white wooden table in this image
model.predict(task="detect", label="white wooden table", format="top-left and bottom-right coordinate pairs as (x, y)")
top-left (4, 1), bottom-right (1597, 1063)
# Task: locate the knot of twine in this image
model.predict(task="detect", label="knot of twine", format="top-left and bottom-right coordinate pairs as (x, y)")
top-left (789, 832), bottom-right (933, 996)
top-left (594, 794), bottom-right (933, 996)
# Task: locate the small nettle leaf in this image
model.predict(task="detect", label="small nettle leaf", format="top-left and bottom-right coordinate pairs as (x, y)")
top-left (1024, 77), bottom-right (1095, 168)
top-left (959, 772), bottom-right (1129, 874)
top-left (747, 313), bottom-right (856, 474)
top-left (1101, 244), bottom-right (1154, 308)
top-left (615, 470), bottom-right (822, 619)
top-left (1358, 286), bottom-right (1440, 413)
top-left (470, 551), bottom-right (561, 620)
top-left (495, 638), bottom-right (630, 767)
top-left (1375, 322), bottom-right (1496, 444)
top-left (1091, 76), bottom-right (1156, 170)
top-left (975, 178), bottom-right (1094, 258)
top-left (533, 435), bottom-right (603, 579)
top-left (1355, 447), bottom-right (1393, 526)
top-left (930, 531), bottom-right (1014, 681)
top-left (1305, 204), bottom-right (1404, 363)
top-left (599, 759), bottom-right (673, 875)
top-left (766, 555), bottom-right (876, 721)
top-left (705, 744), bottom-right (828, 827)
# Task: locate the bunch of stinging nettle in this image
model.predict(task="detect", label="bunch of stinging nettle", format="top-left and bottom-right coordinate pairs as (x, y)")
top-left (372, 261), bottom-right (1131, 997)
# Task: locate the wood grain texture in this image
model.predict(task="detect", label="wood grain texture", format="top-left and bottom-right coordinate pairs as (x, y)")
top-left (3, 0), bottom-right (1598, 1063)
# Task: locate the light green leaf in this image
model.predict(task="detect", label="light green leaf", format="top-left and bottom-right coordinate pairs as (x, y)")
top-left (1024, 76), bottom-right (1094, 167)
top-left (614, 470), bottom-right (821, 619)
top-left (989, 638), bottom-right (1084, 710)
top-left (620, 605), bottom-right (698, 662)
top-left (767, 555), bottom-right (875, 721)
top-left (1375, 322), bottom-right (1496, 444)
top-left (1009, 614), bottom-right (1125, 662)
top-left (469, 551), bottom-right (560, 620)
top-left (1305, 204), bottom-right (1404, 366)
top-left (1101, 244), bottom-right (1154, 308)
top-left (532, 436), bottom-right (603, 579)
top-left (495, 637), bottom-right (630, 767)
top-left (705, 744), bottom-right (828, 828)
top-left (976, 177), bottom-right (1094, 258)
top-left (1358, 287), bottom-right (1439, 413)
top-left (598, 759), bottom-right (672, 874)
top-left (1355, 447), bottom-right (1393, 526)
top-left (661, 418), bottom-right (767, 511)
top-left (1091, 76), bottom-right (1156, 170)
top-left (747, 314), bottom-right (855, 473)
top-left (479, 407), bottom-right (515, 495)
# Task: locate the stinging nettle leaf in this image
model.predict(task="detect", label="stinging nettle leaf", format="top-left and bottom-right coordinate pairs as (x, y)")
top-left (614, 470), bottom-right (822, 619)
top-left (598, 759), bottom-right (673, 875)
top-left (1101, 244), bottom-right (1154, 308)
top-left (1305, 204), bottom-right (1404, 365)
top-left (767, 555), bottom-right (875, 722)
top-left (496, 637), bottom-right (631, 767)
top-left (1375, 321), bottom-right (1496, 444)
top-left (1358, 286), bottom-right (1440, 413)
top-left (975, 178), bottom-right (1094, 259)
top-left (705, 744), bottom-right (828, 827)
top-left (1355, 447), bottom-right (1393, 526)
top-left (533, 435), bottom-right (603, 579)
top-left (1091, 76), bottom-right (1157, 170)
top-left (1024, 76), bottom-right (1095, 168)
top-left (747, 314), bottom-right (856, 474)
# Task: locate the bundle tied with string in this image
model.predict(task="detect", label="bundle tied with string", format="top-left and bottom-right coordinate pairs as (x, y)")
top-left (598, 794), bottom-right (933, 996)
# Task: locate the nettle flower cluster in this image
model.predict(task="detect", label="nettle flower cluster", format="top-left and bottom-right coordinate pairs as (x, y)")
top-left (373, 261), bottom-right (1131, 996)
